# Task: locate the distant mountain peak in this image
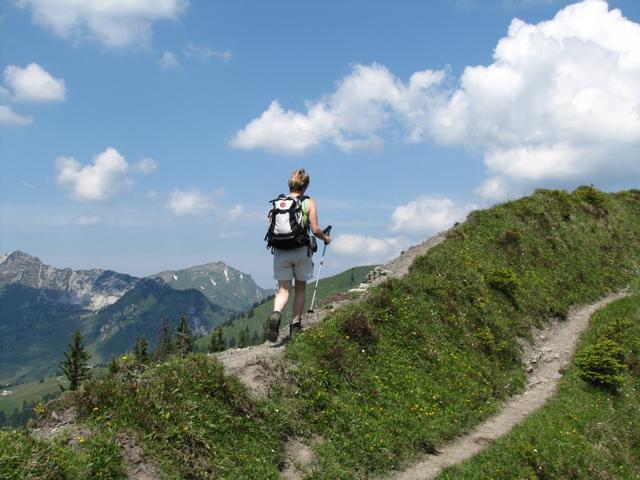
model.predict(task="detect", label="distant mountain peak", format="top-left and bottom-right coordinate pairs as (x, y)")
top-left (6, 250), bottom-right (41, 263)
top-left (151, 260), bottom-right (272, 312)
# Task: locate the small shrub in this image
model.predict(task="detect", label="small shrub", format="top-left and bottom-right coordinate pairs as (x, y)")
top-left (576, 338), bottom-right (626, 391)
top-left (574, 185), bottom-right (608, 216)
top-left (486, 268), bottom-right (520, 302)
top-left (496, 229), bottom-right (522, 250)
top-left (476, 327), bottom-right (496, 354)
top-left (628, 338), bottom-right (640, 378)
top-left (342, 310), bottom-right (377, 347)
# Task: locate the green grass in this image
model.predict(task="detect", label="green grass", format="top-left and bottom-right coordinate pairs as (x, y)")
top-left (0, 429), bottom-right (126, 479)
top-left (73, 354), bottom-right (289, 479)
top-left (4, 187), bottom-right (640, 479)
top-left (437, 287), bottom-right (640, 480)
top-left (280, 187), bottom-right (640, 478)
top-left (0, 376), bottom-right (61, 416)
top-left (194, 265), bottom-right (374, 349)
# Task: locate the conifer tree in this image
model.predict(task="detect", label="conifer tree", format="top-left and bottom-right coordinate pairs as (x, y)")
top-left (108, 356), bottom-right (119, 375)
top-left (133, 336), bottom-right (149, 363)
top-left (209, 326), bottom-right (225, 352)
top-left (175, 315), bottom-right (194, 357)
top-left (155, 318), bottom-right (175, 361)
top-left (59, 330), bottom-right (91, 391)
top-left (238, 325), bottom-right (249, 348)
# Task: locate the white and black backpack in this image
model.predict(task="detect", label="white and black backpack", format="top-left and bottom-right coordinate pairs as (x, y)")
top-left (265, 194), bottom-right (310, 251)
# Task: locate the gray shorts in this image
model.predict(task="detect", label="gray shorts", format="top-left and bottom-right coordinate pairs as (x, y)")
top-left (273, 247), bottom-right (314, 281)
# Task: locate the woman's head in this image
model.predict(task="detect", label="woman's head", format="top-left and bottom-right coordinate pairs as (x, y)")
top-left (288, 168), bottom-right (310, 193)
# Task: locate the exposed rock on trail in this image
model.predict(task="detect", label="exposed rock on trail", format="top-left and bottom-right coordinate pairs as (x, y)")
top-left (385, 290), bottom-right (628, 480)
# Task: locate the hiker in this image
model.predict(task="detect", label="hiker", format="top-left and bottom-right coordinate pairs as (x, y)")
top-left (265, 168), bottom-right (331, 342)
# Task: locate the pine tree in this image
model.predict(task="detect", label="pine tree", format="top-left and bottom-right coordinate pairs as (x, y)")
top-left (133, 336), bottom-right (149, 363)
top-left (238, 325), bottom-right (249, 348)
top-left (175, 315), bottom-right (194, 357)
top-left (108, 356), bottom-right (119, 375)
top-left (155, 318), bottom-right (175, 361)
top-left (209, 326), bottom-right (225, 353)
top-left (59, 330), bottom-right (91, 391)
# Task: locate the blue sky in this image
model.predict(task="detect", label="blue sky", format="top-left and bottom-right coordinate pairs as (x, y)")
top-left (1, 0), bottom-right (639, 287)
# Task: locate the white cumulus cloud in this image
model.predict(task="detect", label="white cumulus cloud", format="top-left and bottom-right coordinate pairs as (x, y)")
top-left (134, 157), bottom-right (158, 175)
top-left (4, 63), bottom-right (66, 103)
top-left (427, 0), bottom-right (640, 198)
top-left (55, 147), bottom-right (132, 202)
top-left (231, 64), bottom-right (445, 154)
top-left (332, 234), bottom-right (410, 264)
top-left (167, 189), bottom-right (214, 217)
top-left (391, 197), bottom-right (476, 234)
top-left (184, 43), bottom-right (232, 61)
top-left (0, 105), bottom-right (32, 126)
top-left (15, 0), bottom-right (189, 48)
top-left (159, 51), bottom-right (180, 69)
top-left (233, 0), bottom-right (640, 199)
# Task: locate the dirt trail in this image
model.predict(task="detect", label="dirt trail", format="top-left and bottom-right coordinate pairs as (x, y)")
top-left (385, 290), bottom-right (628, 480)
top-left (214, 233), bottom-right (447, 397)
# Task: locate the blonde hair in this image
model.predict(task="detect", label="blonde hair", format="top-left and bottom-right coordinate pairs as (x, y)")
top-left (288, 168), bottom-right (310, 193)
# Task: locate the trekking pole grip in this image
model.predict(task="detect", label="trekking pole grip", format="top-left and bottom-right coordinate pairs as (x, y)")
top-left (323, 225), bottom-right (332, 235)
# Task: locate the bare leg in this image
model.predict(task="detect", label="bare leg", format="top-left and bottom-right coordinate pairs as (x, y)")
top-left (274, 280), bottom-right (292, 312)
top-left (292, 280), bottom-right (306, 323)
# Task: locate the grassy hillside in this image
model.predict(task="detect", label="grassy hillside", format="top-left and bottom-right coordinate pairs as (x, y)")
top-left (194, 265), bottom-right (374, 349)
top-left (438, 286), bottom-right (640, 479)
top-left (0, 376), bottom-right (60, 416)
top-left (4, 187), bottom-right (640, 479)
top-left (0, 284), bottom-right (87, 385)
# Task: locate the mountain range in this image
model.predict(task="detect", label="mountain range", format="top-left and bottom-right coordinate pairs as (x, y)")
top-left (0, 251), bottom-right (271, 385)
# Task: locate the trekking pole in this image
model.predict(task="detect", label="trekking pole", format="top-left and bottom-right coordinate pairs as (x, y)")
top-left (308, 225), bottom-right (332, 314)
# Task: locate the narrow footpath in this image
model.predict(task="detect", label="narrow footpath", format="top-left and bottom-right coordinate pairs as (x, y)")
top-left (385, 291), bottom-right (628, 480)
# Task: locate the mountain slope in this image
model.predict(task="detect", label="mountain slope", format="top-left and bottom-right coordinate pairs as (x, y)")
top-left (88, 278), bottom-right (231, 360)
top-left (0, 254), bottom-right (234, 384)
top-left (0, 251), bottom-right (137, 311)
top-left (152, 262), bottom-right (272, 312)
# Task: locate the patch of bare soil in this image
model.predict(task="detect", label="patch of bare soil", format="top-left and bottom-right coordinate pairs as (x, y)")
top-left (385, 290), bottom-right (628, 480)
top-left (280, 437), bottom-right (316, 480)
top-left (118, 433), bottom-right (165, 480)
top-left (31, 406), bottom-right (79, 441)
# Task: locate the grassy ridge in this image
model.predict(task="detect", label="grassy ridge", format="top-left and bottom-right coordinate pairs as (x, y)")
top-left (438, 287), bottom-right (640, 479)
top-left (3, 187), bottom-right (640, 479)
top-left (282, 187), bottom-right (640, 477)
top-left (0, 429), bottom-right (126, 479)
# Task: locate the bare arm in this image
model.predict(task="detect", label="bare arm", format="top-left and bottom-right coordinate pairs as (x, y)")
top-left (306, 198), bottom-right (331, 244)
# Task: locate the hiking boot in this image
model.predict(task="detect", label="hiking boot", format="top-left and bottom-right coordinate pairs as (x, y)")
top-left (289, 321), bottom-right (302, 338)
top-left (267, 311), bottom-right (281, 342)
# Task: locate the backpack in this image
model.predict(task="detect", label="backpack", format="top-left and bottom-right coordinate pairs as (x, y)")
top-left (265, 194), bottom-right (310, 251)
